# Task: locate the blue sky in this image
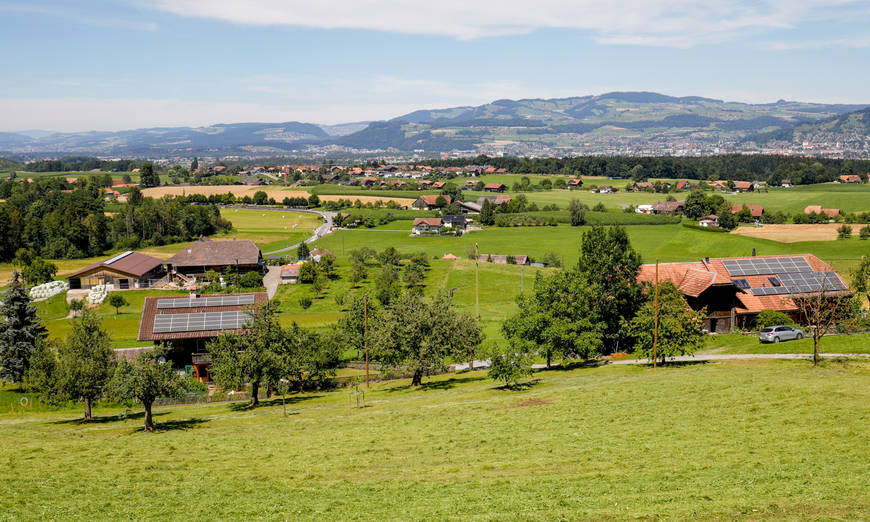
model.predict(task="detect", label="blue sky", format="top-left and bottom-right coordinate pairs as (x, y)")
top-left (1, 0), bottom-right (869, 131)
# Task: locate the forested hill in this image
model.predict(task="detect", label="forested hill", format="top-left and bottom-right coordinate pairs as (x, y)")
top-left (750, 106), bottom-right (870, 150)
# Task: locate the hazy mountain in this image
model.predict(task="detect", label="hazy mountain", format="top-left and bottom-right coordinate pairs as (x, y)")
top-left (749, 106), bottom-right (870, 152)
top-left (2, 92), bottom-right (867, 157)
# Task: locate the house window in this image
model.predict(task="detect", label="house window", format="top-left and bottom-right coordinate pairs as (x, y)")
top-left (733, 279), bottom-right (750, 289)
top-left (768, 277), bottom-right (781, 287)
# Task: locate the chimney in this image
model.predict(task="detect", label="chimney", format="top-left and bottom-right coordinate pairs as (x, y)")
top-left (752, 248), bottom-right (756, 257)
top-left (704, 257), bottom-right (710, 265)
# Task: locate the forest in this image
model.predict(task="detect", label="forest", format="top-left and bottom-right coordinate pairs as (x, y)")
top-left (0, 179), bottom-right (231, 261)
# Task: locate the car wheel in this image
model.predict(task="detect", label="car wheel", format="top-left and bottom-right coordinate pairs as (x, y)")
top-left (796, 333), bottom-right (803, 340)
top-left (773, 336), bottom-right (780, 343)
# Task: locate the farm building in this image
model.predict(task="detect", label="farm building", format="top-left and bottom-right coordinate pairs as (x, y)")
top-left (309, 248), bottom-right (333, 262)
top-left (442, 215), bottom-right (467, 231)
top-left (280, 264), bottom-right (301, 284)
top-left (166, 238), bottom-right (263, 278)
top-left (412, 195), bottom-right (452, 210)
top-left (699, 215), bottom-right (719, 227)
top-left (838, 174), bottom-right (862, 183)
top-left (483, 183), bottom-right (507, 193)
top-left (478, 254), bottom-right (529, 265)
top-left (412, 217), bottom-right (442, 235)
top-left (652, 201), bottom-right (685, 215)
top-left (66, 251), bottom-right (165, 290)
top-left (137, 292), bottom-right (268, 381)
top-left (477, 195), bottom-right (512, 206)
top-left (638, 254), bottom-right (850, 333)
top-left (804, 206), bottom-right (840, 218)
top-left (731, 204), bottom-right (764, 218)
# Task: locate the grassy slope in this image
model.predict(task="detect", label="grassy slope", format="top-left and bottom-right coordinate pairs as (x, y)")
top-left (1, 360), bottom-right (868, 519)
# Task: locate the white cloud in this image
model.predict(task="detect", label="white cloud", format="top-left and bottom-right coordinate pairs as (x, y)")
top-left (762, 36), bottom-right (870, 51)
top-left (140, 0), bottom-right (868, 47)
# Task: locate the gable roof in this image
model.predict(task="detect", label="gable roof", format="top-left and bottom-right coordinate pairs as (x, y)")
top-left (167, 239), bottom-right (261, 268)
top-left (416, 194), bottom-right (451, 206)
top-left (731, 204), bottom-right (764, 217)
top-left (67, 251), bottom-right (164, 279)
top-left (137, 292), bottom-right (268, 341)
top-left (413, 217), bottom-right (442, 227)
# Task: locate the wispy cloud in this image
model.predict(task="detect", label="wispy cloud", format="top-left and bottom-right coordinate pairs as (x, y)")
top-left (140, 0), bottom-right (869, 47)
top-left (0, 1), bottom-right (158, 31)
top-left (762, 36), bottom-right (870, 51)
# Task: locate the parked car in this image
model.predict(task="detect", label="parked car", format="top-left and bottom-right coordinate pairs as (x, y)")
top-left (759, 325), bottom-right (805, 343)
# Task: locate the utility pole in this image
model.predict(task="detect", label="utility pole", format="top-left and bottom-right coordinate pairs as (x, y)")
top-left (653, 258), bottom-right (659, 369)
top-left (472, 242), bottom-right (479, 373)
top-left (364, 294), bottom-right (369, 388)
top-left (521, 263), bottom-right (524, 293)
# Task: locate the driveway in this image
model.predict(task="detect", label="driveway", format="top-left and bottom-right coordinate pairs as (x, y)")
top-left (263, 265), bottom-right (281, 299)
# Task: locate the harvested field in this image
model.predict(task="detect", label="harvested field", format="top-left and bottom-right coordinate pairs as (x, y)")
top-left (141, 185), bottom-right (415, 206)
top-left (731, 224), bottom-right (862, 242)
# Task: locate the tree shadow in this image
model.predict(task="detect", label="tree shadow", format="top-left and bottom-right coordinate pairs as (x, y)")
top-left (227, 394), bottom-right (324, 411)
top-left (494, 378), bottom-right (542, 391)
top-left (138, 417), bottom-right (209, 432)
top-left (637, 360), bottom-right (712, 368)
top-left (384, 375), bottom-right (488, 393)
top-left (536, 360), bottom-right (603, 372)
top-left (50, 411), bottom-right (168, 425)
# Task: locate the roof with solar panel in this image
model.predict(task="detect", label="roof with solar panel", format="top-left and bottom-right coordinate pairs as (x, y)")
top-left (138, 292), bottom-right (268, 341)
top-left (638, 254), bottom-right (851, 315)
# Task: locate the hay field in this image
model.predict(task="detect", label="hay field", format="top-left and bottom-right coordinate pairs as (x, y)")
top-left (731, 224), bottom-right (862, 242)
top-left (142, 185), bottom-right (415, 206)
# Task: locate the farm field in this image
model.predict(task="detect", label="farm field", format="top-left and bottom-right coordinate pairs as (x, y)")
top-left (141, 185), bottom-right (416, 207)
top-left (731, 223), bottom-right (865, 242)
top-left (1, 359), bottom-right (868, 519)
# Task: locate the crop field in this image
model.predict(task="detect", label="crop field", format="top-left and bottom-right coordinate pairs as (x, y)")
top-left (141, 185), bottom-right (416, 207)
top-left (1, 359), bottom-right (868, 519)
top-left (731, 223), bottom-right (865, 242)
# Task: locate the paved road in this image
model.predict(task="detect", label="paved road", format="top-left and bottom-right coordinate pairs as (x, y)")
top-left (262, 265), bottom-right (281, 299)
top-left (262, 209), bottom-right (337, 256)
top-left (451, 352), bottom-right (870, 371)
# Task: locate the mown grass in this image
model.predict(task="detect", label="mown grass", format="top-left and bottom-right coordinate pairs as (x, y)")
top-left (1, 359), bottom-right (868, 519)
top-left (703, 332), bottom-right (870, 354)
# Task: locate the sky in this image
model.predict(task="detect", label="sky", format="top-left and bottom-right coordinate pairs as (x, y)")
top-left (1, 0), bottom-right (870, 132)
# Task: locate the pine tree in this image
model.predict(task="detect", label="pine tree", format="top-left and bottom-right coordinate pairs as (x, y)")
top-left (0, 271), bottom-right (48, 385)
top-left (190, 157), bottom-right (198, 172)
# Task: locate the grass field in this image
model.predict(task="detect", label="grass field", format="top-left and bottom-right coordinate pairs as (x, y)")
top-left (702, 332), bottom-right (870, 354)
top-left (1, 359), bottom-right (868, 519)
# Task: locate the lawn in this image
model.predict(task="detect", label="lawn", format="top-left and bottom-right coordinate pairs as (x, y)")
top-left (1, 359), bottom-right (868, 519)
top-left (702, 332), bottom-right (870, 354)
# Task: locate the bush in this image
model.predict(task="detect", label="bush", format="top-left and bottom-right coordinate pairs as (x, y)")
top-left (487, 340), bottom-right (535, 388)
top-left (861, 225), bottom-right (870, 240)
top-left (837, 224), bottom-right (852, 240)
top-left (299, 296), bottom-right (313, 309)
top-left (592, 202), bottom-right (607, 212)
top-left (238, 271), bottom-right (263, 288)
top-left (756, 309), bottom-right (794, 329)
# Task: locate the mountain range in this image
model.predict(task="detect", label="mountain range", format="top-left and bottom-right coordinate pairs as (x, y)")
top-left (1, 92), bottom-right (868, 157)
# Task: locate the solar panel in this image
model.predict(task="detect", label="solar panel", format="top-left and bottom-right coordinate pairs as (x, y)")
top-left (152, 311), bottom-right (252, 334)
top-left (750, 287), bottom-right (789, 296)
top-left (722, 257), bottom-right (813, 277)
top-left (776, 271), bottom-right (846, 294)
top-left (156, 295), bottom-right (256, 309)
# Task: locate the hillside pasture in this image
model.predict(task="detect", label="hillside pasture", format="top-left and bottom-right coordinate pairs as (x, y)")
top-left (1, 360), bottom-right (868, 519)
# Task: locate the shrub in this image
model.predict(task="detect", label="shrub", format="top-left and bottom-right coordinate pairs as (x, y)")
top-left (860, 225), bottom-right (870, 240)
top-left (238, 271), bottom-right (263, 288)
top-left (756, 309), bottom-right (794, 329)
top-left (592, 202), bottom-right (607, 212)
top-left (837, 224), bottom-right (852, 240)
top-left (298, 296), bottom-right (313, 309)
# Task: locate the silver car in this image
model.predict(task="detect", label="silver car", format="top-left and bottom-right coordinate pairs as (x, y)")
top-left (759, 325), bottom-right (805, 343)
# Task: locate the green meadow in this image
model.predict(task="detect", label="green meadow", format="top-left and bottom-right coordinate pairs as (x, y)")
top-left (1, 359), bottom-right (868, 519)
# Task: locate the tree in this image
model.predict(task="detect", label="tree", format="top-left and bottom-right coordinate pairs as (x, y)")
top-left (851, 256), bottom-right (870, 306)
top-left (297, 242), bottom-right (310, 261)
top-left (479, 199), bottom-right (495, 226)
top-left (69, 298), bottom-right (84, 317)
top-left (370, 292), bottom-right (483, 386)
top-left (252, 191), bottom-right (268, 205)
top-left (29, 309), bottom-right (115, 420)
top-left (206, 302), bottom-right (283, 406)
top-left (577, 226), bottom-right (643, 353)
top-left (684, 190), bottom-right (713, 219)
top-left (190, 157), bottom-right (198, 172)
top-left (792, 289), bottom-right (859, 365)
top-left (487, 339), bottom-right (535, 388)
top-left (860, 225), bottom-right (870, 240)
top-left (349, 260), bottom-right (367, 287)
top-left (127, 186), bottom-right (143, 207)
top-left (0, 271), bottom-right (47, 385)
top-left (308, 194), bottom-right (320, 208)
top-left (13, 249), bottom-right (58, 286)
top-left (139, 163), bottom-right (160, 188)
top-left (337, 294), bottom-right (376, 358)
top-left (627, 282), bottom-right (706, 365)
top-left (837, 224), bottom-right (852, 239)
top-left (374, 265), bottom-right (401, 305)
top-left (434, 195), bottom-right (447, 208)
top-left (377, 246), bottom-right (401, 267)
top-left (107, 293), bottom-right (129, 317)
top-left (403, 261), bottom-right (425, 292)
top-left (716, 203), bottom-right (737, 231)
top-left (299, 262), bottom-right (317, 284)
top-left (503, 269), bottom-right (604, 367)
top-left (317, 254), bottom-right (337, 279)
top-left (568, 198), bottom-right (587, 226)
top-left (107, 348), bottom-right (185, 431)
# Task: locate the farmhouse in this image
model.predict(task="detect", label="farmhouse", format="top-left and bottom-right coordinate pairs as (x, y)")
top-left (280, 264), bottom-right (301, 284)
top-left (309, 248), bottom-right (333, 262)
top-left (804, 205), bottom-right (840, 218)
top-left (838, 174), bottom-right (862, 183)
top-left (699, 215), bottom-right (719, 228)
top-left (595, 185), bottom-right (614, 194)
top-left (638, 254), bottom-right (850, 333)
top-left (412, 217), bottom-right (442, 235)
top-left (67, 251), bottom-right (165, 290)
top-left (567, 179), bottom-right (583, 189)
top-left (137, 292), bottom-right (268, 381)
top-left (412, 194), bottom-right (451, 210)
top-left (675, 180), bottom-right (690, 191)
top-left (652, 200), bottom-right (685, 215)
top-left (731, 204), bottom-right (764, 218)
top-left (457, 200), bottom-right (482, 213)
top-left (166, 238), bottom-right (263, 278)
top-left (442, 214), bottom-right (467, 231)
top-left (483, 183), bottom-right (507, 193)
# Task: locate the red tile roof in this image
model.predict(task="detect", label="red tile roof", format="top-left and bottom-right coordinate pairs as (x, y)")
top-left (413, 217), bottom-right (442, 227)
top-left (731, 204), bottom-right (764, 217)
top-left (137, 292), bottom-right (268, 341)
top-left (416, 195), bottom-right (451, 206)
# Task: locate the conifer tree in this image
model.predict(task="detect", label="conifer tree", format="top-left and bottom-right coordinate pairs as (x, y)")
top-left (0, 271), bottom-right (47, 386)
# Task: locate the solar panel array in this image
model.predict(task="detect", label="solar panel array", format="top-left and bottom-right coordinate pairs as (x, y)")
top-left (776, 271), bottom-right (846, 293)
top-left (156, 294), bottom-right (256, 310)
top-left (722, 257), bottom-right (813, 277)
top-left (152, 311), bottom-right (252, 334)
top-left (750, 286), bottom-right (790, 296)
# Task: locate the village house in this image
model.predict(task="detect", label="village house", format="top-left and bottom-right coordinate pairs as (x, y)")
top-left (137, 292), bottom-right (269, 381)
top-left (632, 181), bottom-right (654, 191)
top-left (67, 251), bottom-right (166, 290)
top-left (412, 217), bottom-right (442, 235)
top-left (166, 238), bottom-right (263, 278)
top-left (567, 179), bottom-right (583, 189)
top-left (651, 200), bottom-right (685, 215)
top-left (477, 195), bottom-right (511, 206)
top-left (638, 254), bottom-right (851, 333)
top-left (838, 174), bottom-right (862, 183)
top-left (595, 185), bottom-right (614, 194)
top-left (412, 194), bottom-right (452, 210)
top-left (699, 215), bottom-right (719, 228)
top-left (442, 215), bottom-right (467, 231)
top-left (431, 181), bottom-right (446, 189)
top-left (483, 183), bottom-right (507, 193)
top-left (675, 180), bottom-right (690, 191)
top-left (781, 179), bottom-right (792, 188)
top-left (309, 248), bottom-right (333, 262)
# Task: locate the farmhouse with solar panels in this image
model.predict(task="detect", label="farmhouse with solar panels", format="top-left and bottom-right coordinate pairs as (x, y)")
top-left (638, 254), bottom-right (850, 333)
top-left (138, 292), bottom-right (268, 381)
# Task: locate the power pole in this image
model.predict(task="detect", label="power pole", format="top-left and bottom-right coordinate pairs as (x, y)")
top-left (521, 263), bottom-right (524, 293)
top-left (653, 258), bottom-right (659, 369)
top-left (473, 242), bottom-right (479, 373)
top-left (364, 294), bottom-right (369, 388)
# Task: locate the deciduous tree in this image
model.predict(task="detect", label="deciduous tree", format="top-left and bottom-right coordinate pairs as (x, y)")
top-left (107, 348), bottom-right (185, 431)
top-left (627, 282), bottom-right (706, 365)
